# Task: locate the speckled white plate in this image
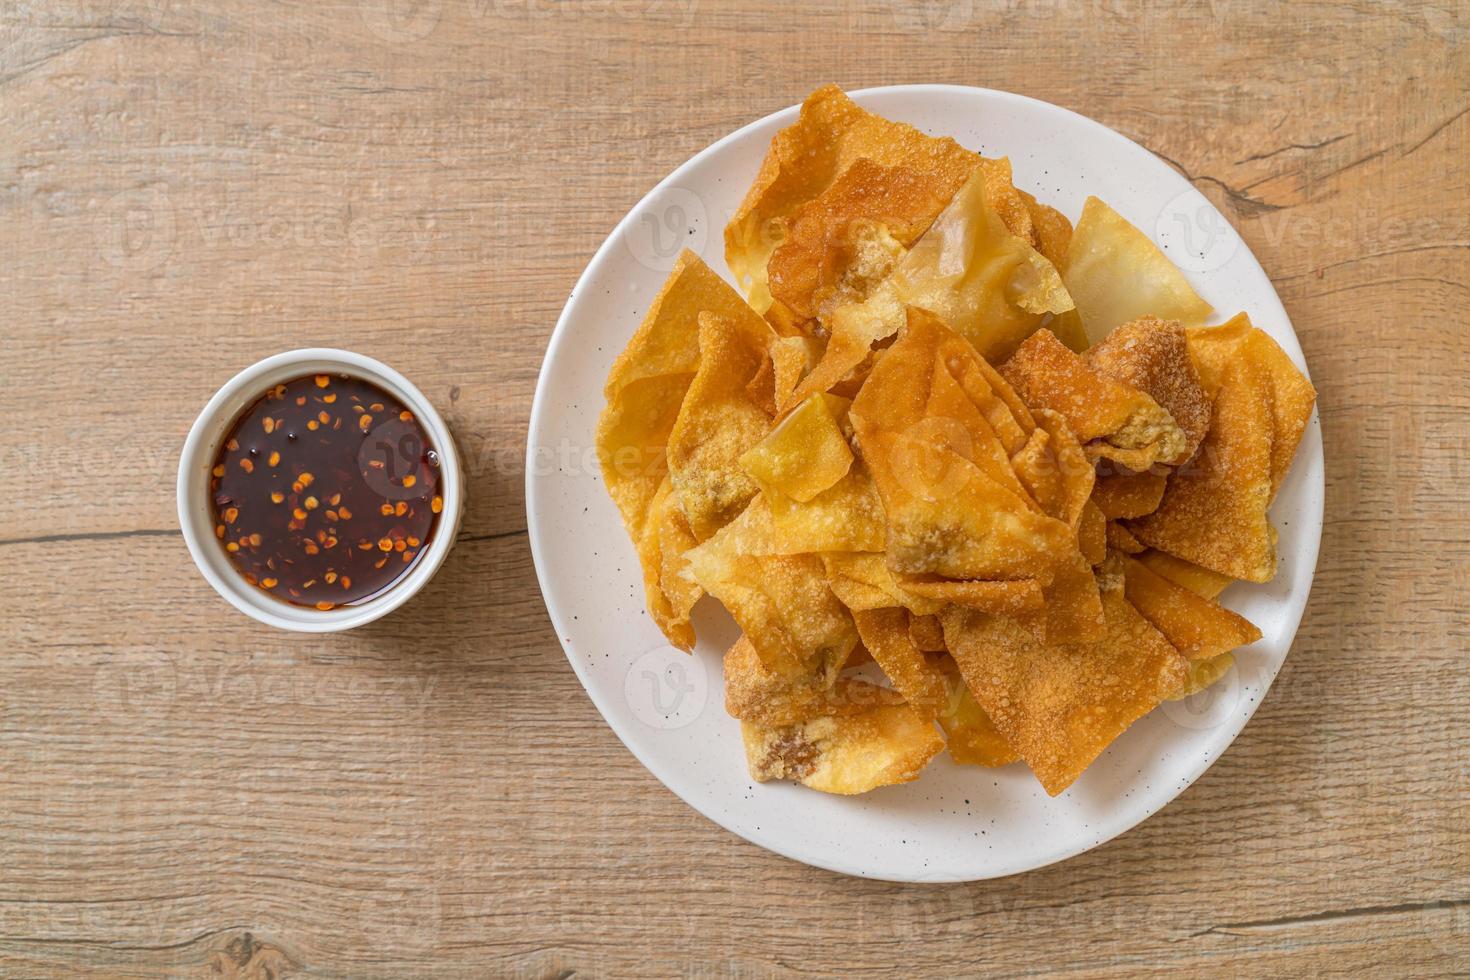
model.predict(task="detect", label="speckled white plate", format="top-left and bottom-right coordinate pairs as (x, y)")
top-left (526, 85), bottom-right (1322, 882)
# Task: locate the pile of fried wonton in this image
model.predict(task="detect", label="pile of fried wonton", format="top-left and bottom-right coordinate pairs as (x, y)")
top-left (596, 85), bottom-right (1316, 797)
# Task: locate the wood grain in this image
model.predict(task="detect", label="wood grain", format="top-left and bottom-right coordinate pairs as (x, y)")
top-left (2, 0), bottom-right (1467, 976)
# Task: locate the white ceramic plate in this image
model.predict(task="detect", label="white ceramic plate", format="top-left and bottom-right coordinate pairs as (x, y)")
top-left (527, 85), bottom-right (1322, 882)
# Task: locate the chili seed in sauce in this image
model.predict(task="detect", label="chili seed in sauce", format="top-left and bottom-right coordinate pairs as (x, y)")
top-left (208, 373), bottom-right (442, 609)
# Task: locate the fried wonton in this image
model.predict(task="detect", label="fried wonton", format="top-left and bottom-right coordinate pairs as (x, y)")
top-left (1106, 519), bottom-right (1147, 554)
top-left (935, 657), bottom-right (1020, 767)
top-left (600, 85), bottom-right (1319, 801)
top-left (685, 500), bottom-right (858, 680)
top-left (1062, 197), bottom-right (1212, 345)
top-left (887, 167), bottom-right (1075, 363)
top-left (724, 635), bottom-right (899, 727)
top-left (635, 476), bottom-right (703, 650)
top-left (1079, 499), bottom-right (1108, 566)
top-left (1168, 652), bottom-right (1235, 700)
top-left (977, 157), bottom-right (1037, 248)
top-left (1135, 548), bottom-right (1233, 600)
top-left (1127, 355), bottom-right (1278, 581)
top-left (720, 475), bottom-right (884, 558)
top-left (1013, 407), bottom-right (1097, 531)
top-left (1118, 552), bottom-right (1261, 660)
top-left (741, 703), bottom-right (945, 795)
top-left (850, 307), bottom-right (1078, 583)
top-left (767, 158), bottom-right (972, 325)
top-left (769, 335), bottom-right (818, 410)
top-left (597, 250), bottom-right (763, 542)
top-left (1092, 469), bottom-right (1169, 520)
top-left (821, 552), bottom-right (942, 617)
top-left (1086, 316), bottom-right (1211, 463)
top-left (739, 393), bottom-right (853, 503)
top-left (783, 157), bottom-right (1070, 404)
top-left (1001, 328), bottom-right (1190, 469)
top-left (725, 85), bottom-right (980, 314)
top-left (785, 260), bottom-right (906, 407)
top-left (1187, 313), bottom-right (1317, 495)
top-left (942, 586), bottom-right (1188, 795)
top-left (852, 608), bottom-right (948, 718)
top-left (908, 612), bottom-right (947, 652)
top-left (1039, 548), bottom-right (1106, 644)
top-left (894, 575), bottom-right (1046, 616)
top-left (665, 311), bottom-right (779, 540)
top-left (1019, 187), bottom-right (1073, 268)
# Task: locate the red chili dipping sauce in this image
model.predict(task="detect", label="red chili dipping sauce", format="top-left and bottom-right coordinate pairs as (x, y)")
top-left (209, 373), bottom-right (443, 610)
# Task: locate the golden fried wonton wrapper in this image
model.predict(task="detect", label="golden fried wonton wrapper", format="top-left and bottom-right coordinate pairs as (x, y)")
top-left (852, 608), bottom-right (948, 719)
top-left (1092, 469), bottom-right (1169, 520)
top-left (666, 311), bottom-right (778, 539)
top-left (635, 477), bottom-right (703, 650)
top-left (1168, 652), bottom-right (1235, 700)
top-left (685, 499), bottom-right (858, 680)
top-left (1118, 553), bottom-right (1261, 660)
top-left (1063, 197), bottom-right (1212, 345)
top-left (725, 85), bottom-right (980, 315)
top-left (941, 587), bottom-right (1187, 795)
top-left (1011, 407), bottom-right (1096, 531)
top-left (894, 576), bottom-right (1045, 616)
top-left (1018, 187), bottom-right (1072, 268)
top-left (1128, 356), bottom-right (1278, 582)
top-left (1087, 316), bottom-right (1211, 464)
top-left (1187, 313), bottom-right (1317, 496)
top-left (719, 474), bottom-right (885, 557)
top-left (1001, 328), bottom-right (1189, 469)
top-left (724, 635), bottom-right (899, 727)
top-left (785, 159), bottom-right (1067, 405)
top-left (741, 702), bottom-right (945, 795)
top-left (1134, 316), bottom-right (1314, 580)
top-left (1079, 499), bottom-right (1108, 566)
top-left (888, 168), bottom-right (1075, 363)
top-left (935, 657), bottom-right (1020, 767)
top-left (768, 158), bottom-right (971, 324)
top-left (740, 393), bottom-right (853, 503)
top-left (977, 157), bottom-right (1037, 247)
top-left (1022, 413), bottom-right (1107, 645)
top-left (850, 308), bottom-right (1078, 582)
top-left (785, 259), bottom-right (906, 407)
top-left (769, 335), bottom-right (818, 410)
top-left (1106, 519), bottom-right (1147, 554)
top-left (1039, 549), bottom-right (1106, 644)
top-left (908, 612), bottom-right (947, 652)
top-left (1135, 549), bottom-right (1232, 600)
top-left (597, 250), bottom-right (762, 542)
top-left (820, 552), bottom-right (943, 617)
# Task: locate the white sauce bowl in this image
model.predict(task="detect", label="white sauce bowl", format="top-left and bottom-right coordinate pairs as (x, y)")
top-left (177, 349), bottom-right (464, 632)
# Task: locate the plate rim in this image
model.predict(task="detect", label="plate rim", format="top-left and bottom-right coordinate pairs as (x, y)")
top-left (526, 83), bottom-right (1324, 882)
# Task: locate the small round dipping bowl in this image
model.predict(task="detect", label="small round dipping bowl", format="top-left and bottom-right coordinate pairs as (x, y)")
top-left (177, 348), bottom-right (464, 632)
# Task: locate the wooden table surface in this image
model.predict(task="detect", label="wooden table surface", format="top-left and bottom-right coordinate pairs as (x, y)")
top-left (2, 1), bottom-right (1466, 976)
